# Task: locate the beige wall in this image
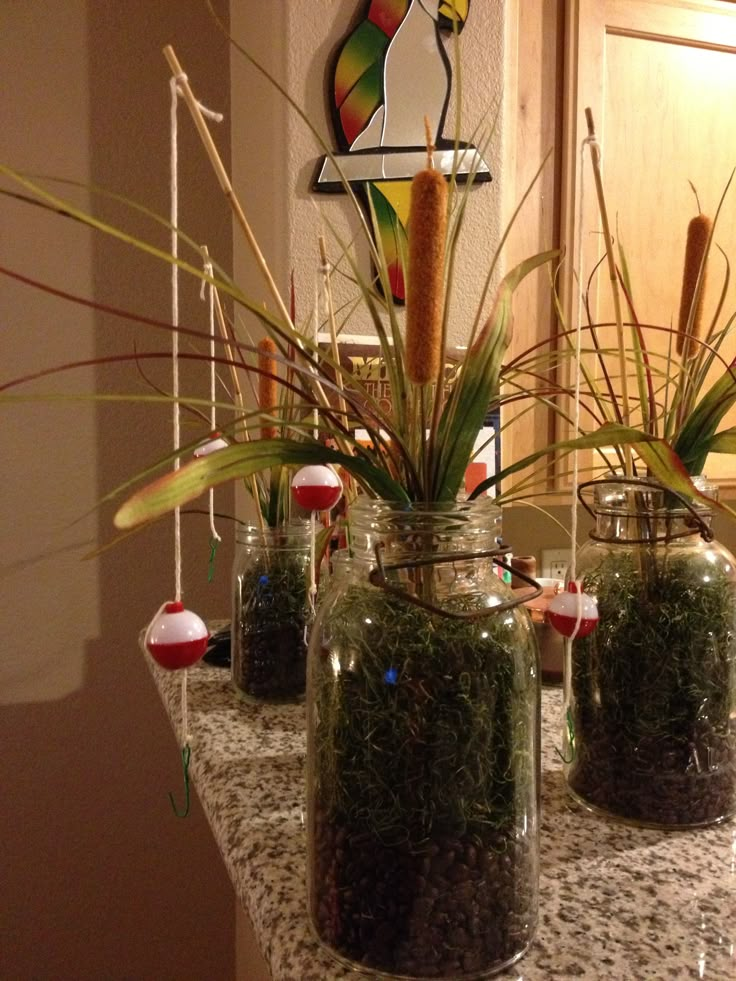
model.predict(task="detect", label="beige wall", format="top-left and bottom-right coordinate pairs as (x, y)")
top-left (1, 3), bottom-right (235, 979)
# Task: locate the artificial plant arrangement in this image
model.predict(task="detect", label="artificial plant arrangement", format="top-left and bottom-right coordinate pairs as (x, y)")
top-left (109, 44), bottom-right (562, 980)
top-left (556, 114), bottom-right (736, 828)
top-left (3, 24), bottom-right (735, 978)
top-left (0, 34), bottom-right (551, 976)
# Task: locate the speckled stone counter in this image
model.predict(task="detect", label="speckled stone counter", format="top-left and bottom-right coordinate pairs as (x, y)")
top-left (147, 654), bottom-right (736, 980)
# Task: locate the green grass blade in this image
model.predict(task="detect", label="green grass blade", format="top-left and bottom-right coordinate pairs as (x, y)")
top-left (707, 427), bottom-right (736, 454)
top-left (469, 422), bottom-right (735, 519)
top-left (673, 358), bottom-right (736, 473)
top-left (115, 438), bottom-right (409, 529)
top-left (433, 249), bottom-right (558, 499)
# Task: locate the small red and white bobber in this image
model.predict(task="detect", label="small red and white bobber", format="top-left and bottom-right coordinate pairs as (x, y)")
top-left (193, 432), bottom-right (229, 459)
top-left (291, 464), bottom-right (343, 512)
top-left (145, 601), bottom-right (209, 670)
top-left (547, 581), bottom-right (599, 639)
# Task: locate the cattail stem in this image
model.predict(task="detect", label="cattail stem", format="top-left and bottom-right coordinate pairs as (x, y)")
top-left (424, 115), bottom-right (434, 170)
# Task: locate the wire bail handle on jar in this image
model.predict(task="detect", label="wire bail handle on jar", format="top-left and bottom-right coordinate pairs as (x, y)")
top-left (576, 476), bottom-right (715, 544)
top-left (368, 543), bottom-right (542, 621)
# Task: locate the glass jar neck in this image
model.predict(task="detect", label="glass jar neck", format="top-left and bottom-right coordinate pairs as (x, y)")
top-left (348, 498), bottom-right (502, 563)
top-left (236, 522), bottom-right (311, 550)
top-left (590, 481), bottom-right (713, 545)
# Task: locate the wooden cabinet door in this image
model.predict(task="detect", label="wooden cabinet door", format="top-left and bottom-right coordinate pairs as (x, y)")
top-left (560, 0), bottom-right (736, 487)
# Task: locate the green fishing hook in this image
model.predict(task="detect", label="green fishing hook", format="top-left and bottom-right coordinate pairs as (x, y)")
top-left (168, 744), bottom-right (192, 818)
top-left (207, 536), bottom-right (219, 583)
top-left (554, 708), bottom-right (576, 765)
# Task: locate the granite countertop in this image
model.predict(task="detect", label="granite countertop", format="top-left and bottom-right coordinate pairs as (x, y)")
top-left (147, 654), bottom-right (736, 980)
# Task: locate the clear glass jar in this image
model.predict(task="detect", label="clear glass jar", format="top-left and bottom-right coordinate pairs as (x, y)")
top-left (231, 523), bottom-right (311, 700)
top-left (563, 477), bottom-right (736, 827)
top-left (307, 498), bottom-right (540, 979)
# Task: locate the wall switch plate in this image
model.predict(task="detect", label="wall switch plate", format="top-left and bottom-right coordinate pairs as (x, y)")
top-left (541, 548), bottom-right (571, 580)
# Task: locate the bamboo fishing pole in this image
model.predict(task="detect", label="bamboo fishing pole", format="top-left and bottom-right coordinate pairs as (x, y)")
top-left (163, 44), bottom-right (331, 413)
top-left (584, 108), bottom-right (633, 477)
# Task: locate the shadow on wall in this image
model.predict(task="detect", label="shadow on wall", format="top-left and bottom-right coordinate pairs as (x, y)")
top-left (0, 2), bottom-right (235, 979)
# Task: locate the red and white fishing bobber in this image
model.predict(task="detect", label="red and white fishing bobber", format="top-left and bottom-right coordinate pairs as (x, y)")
top-left (291, 464), bottom-right (343, 512)
top-left (145, 601), bottom-right (209, 670)
top-left (193, 432), bottom-right (229, 458)
top-left (547, 581), bottom-right (599, 639)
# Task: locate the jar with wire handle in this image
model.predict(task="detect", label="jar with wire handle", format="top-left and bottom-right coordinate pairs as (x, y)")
top-left (306, 497), bottom-right (541, 979)
top-left (563, 476), bottom-right (736, 828)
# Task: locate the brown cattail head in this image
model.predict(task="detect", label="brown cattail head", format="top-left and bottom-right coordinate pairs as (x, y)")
top-left (406, 166), bottom-right (448, 385)
top-left (258, 336), bottom-right (279, 439)
top-left (677, 213), bottom-right (712, 360)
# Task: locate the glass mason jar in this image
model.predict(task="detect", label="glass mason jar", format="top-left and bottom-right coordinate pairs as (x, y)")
top-left (231, 523), bottom-right (311, 700)
top-left (306, 498), bottom-right (541, 980)
top-left (563, 477), bottom-right (736, 828)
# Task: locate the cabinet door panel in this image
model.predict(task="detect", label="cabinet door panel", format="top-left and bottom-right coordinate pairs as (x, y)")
top-left (561, 0), bottom-right (736, 486)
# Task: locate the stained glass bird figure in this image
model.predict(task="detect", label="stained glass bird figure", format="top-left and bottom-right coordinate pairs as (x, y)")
top-left (314, 1), bottom-right (490, 303)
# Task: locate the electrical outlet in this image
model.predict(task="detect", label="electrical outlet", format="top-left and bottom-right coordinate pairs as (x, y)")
top-left (541, 548), bottom-right (571, 580)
